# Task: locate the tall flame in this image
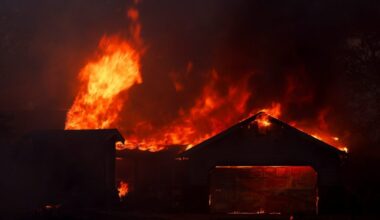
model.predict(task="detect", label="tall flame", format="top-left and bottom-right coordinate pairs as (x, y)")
top-left (65, 36), bottom-right (142, 129)
top-left (65, 3), bottom-right (143, 130)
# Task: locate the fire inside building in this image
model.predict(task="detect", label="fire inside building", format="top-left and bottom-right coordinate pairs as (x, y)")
top-left (6, 112), bottom-right (347, 217)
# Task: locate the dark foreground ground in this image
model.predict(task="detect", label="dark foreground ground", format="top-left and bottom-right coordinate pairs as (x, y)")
top-left (2, 209), bottom-right (380, 220)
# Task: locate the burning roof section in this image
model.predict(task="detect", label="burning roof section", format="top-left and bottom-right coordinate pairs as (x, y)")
top-left (180, 112), bottom-right (347, 159)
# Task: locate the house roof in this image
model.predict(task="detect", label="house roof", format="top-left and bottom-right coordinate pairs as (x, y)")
top-left (21, 128), bottom-right (125, 147)
top-left (179, 112), bottom-right (346, 158)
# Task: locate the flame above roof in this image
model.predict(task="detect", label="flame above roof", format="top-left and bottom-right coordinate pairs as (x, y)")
top-left (179, 112), bottom-right (347, 158)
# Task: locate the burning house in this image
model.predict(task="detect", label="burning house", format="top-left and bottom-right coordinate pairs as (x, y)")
top-left (117, 112), bottom-right (347, 215)
top-left (175, 112), bottom-right (347, 214)
top-left (1, 110), bottom-right (347, 217)
top-left (2, 0), bottom-right (380, 219)
top-left (177, 113), bottom-right (346, 214)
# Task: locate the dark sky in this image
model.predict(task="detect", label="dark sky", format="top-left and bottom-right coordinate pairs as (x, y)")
top-left (0, 0), bottom-right (380, 153)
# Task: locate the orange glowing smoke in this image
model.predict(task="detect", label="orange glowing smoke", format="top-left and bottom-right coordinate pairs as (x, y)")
top-left (118, 181), bottom-right (129, 199)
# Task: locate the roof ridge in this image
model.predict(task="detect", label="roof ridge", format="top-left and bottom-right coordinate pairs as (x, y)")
top-left (179, 112), bottom-right (346, 157)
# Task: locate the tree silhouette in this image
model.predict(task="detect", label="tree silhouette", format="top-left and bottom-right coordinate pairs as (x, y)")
top-left (341, 32), bottom-right (380, 145)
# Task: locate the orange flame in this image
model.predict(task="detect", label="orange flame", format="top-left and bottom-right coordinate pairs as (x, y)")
top-left (308, 131), bottom-right (348, 152)
top-left (119, 71), bottom-right (252, 152)
top-left (65, 3), bottom-right (143, 130)
top-left (255, 114), bottom-right (272, 128)
top-left (254, 102), bottom-right (282, 129)
top-left (289, 109), bottom-right (348, 153)
top-left (260, 102), bottom-right (282, 118)
top-left (252, 103), bottom-right (348, 152)
top-left (118, 181), bottom-right (129, 199)
top-left (65, 36), bottom-right (142, 129)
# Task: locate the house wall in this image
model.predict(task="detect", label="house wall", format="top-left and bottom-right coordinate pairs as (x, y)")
top-left (3, 130), bottom-right (120, 212)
